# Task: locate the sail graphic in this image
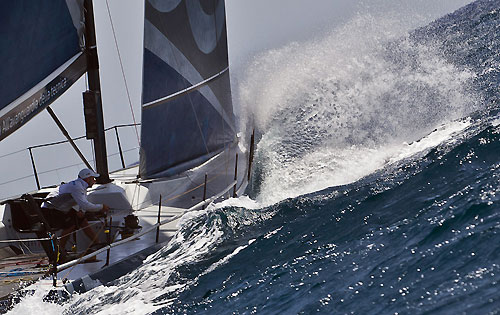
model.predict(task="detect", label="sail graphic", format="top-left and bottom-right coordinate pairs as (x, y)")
top-left (140, 0), bottom-right (236, 179)
top-left (0, 0), bottom-right (87, 141)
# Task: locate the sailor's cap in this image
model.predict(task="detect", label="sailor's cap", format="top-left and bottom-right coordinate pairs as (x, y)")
top-left (78, 168), bottom-right (100, 179)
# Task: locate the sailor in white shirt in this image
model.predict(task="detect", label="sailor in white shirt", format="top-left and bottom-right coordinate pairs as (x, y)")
top-left (41, 168), bottom-right (109, 257)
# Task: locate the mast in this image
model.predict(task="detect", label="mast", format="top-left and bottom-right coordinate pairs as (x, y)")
top-left (83, 0), bottom-right (110, 184)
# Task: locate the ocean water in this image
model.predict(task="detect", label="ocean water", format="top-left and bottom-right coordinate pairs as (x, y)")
top-left (8, 0), bottom-right (500, 314)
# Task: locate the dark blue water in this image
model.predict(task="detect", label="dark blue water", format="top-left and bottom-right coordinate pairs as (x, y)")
top-left (9, 1), bottom-right (500, 314)
top-left (159, 126), bottom-right (500, 314)
top-left (146, 2), bottom-right (500, 313)
top-left (140, 1), bottom-right (499, 313)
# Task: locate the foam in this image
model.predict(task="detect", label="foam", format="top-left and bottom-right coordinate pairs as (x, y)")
top-left (8, 10), bottom-right (482, 315)
top-left (237, 14), bottom-right (478, 205)
top-left (6, 288), bottom-right (65, 315)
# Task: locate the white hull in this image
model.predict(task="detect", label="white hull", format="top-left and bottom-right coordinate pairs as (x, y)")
top-left (0, 143), bottom-right (249, 295)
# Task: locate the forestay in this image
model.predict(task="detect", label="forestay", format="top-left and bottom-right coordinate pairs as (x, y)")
top-left (0, 0), bottom-right (87, 141)
top-left (140, 0), bottom-right (236, 179)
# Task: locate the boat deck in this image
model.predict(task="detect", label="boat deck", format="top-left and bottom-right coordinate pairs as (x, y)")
top-left (0, 203), bottom-right (185, 302)
top-left (0, 142), bottom-right (250, 308)
top-left (0, 252), bottom-right (48, 300)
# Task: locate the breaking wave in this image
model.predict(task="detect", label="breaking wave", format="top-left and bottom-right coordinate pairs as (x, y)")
top-left (8, 1), bottom-right (500, 314)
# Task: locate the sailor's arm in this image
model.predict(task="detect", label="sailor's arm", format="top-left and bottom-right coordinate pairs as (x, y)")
top-left (71, 189), bottom-right (104, 212)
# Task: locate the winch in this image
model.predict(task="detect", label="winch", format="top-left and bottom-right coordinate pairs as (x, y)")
top-left (119, 214), bottom-right (141, 239)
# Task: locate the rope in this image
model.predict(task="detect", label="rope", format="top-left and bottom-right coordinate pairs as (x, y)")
top-left (57, 220), bottom-right (102, 241)
top-left (0, 237), bottom-right (51, 243)
top-left (0, 174), bottom-right (36, 187)
top-left (161, 180), bottom-right (206, 204)
top-left (29, 135), bottom-right (87, 150)
top-left (0, 270), bottom-right (45, 277)
top-left (25, 124), bottom-right (139, 150)
top-left (17, 236), bottom-right (35, 255)
top-left (60, 217), bottom-right (107, 281)
top-left (0, 146), bottom-right (139, 189)
top-left (2, 277), bottom-right (42, 284)
top-left (0, 148), bottom-right (25, 159)
top-left (132, 171), bottom-right (225, 211)
top-left (129, 143), bottom-right (239, 210)
top-left (105, 0), bottom-right (140, 146)
top-left (0, 258), bottom-right (48, 269)
top-left (0, 219), bottom-right (102, 260)
top-left (185, 171), bottom-right (217, 202)
top-left (57, 179), bottom-right (237, 272)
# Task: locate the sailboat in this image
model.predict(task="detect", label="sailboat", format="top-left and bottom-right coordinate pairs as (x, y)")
top-left (0, 0), bottom-right (253, 300)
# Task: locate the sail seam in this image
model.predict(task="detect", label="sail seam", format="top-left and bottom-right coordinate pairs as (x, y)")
top-left (142, 67), bottom-right (228, 109)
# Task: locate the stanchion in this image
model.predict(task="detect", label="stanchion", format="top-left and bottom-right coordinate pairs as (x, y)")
top-left (156, 195), bottom-right (162, 243)
top-left (105, 217), bottom-right (112, 266)
top-left (50, 233), bottom-right (58, 287)
top-left (28, 147), bottom-right (41, 190)
top-left (114, 126), bottom-right (126, 169)
top-left (248, 129), bottom-right (255, 181)
top-left (202, 174), bottom-right (208, 209)
top-left (233, 153), bottom-right (238, 197)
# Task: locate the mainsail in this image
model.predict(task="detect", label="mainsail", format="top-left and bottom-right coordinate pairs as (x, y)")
top-left (0, 0), bottom-right (86, 141)
top-left (140, 0), bottom-right (236, 179)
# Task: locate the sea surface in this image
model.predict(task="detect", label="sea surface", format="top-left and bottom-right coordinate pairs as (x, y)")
top-left (8, 0), bottom-right (500, 314)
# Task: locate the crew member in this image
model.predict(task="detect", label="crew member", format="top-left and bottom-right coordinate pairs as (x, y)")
top-left (41, 168), bottom-right (110, 258)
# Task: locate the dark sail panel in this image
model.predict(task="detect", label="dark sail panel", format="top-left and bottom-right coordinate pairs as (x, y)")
top-left (140, 0), bottom-right (236, 179)
top-left (0, 0), bottom-right (86, 141)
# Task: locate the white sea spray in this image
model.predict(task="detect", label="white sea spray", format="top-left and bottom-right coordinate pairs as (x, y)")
top-left (238, 14), bottom-right (478, 205)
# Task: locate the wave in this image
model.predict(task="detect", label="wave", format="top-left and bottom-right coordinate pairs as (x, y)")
top-left (237, 14), bottom-right (480, 205)
top-left (7, 1), bottom-right (500, 314)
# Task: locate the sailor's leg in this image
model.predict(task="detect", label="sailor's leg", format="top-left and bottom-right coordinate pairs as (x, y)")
top-left (80, 218), bottom-right (99, 244)
top-left (59, 225), bottom-right (76, 251)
